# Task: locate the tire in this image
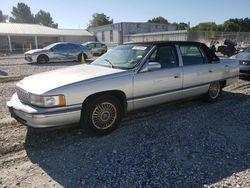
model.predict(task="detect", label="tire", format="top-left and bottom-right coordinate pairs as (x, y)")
top-left (37, 55), bottom-right (49, 63)
top-left (81, 95), bottom-right (123, 135)
top-left (205, 81), bottom-right (222, 103)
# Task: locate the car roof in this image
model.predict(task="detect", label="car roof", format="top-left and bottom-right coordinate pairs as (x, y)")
top-left (124, 41), bottom-right (206, 46)
top-left (82, 41), bottom-right (105, 45)
top-left (54, 42), bottom-right (79, 45)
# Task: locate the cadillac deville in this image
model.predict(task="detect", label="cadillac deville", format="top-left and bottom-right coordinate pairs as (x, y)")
top-left (7, 41), bottom-right (239, 135)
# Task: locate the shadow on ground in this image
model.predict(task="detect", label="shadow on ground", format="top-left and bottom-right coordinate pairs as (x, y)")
top-left (240, 76), bottom-right (250, 81)
top-left (24, 91), bottom-right (250, 187)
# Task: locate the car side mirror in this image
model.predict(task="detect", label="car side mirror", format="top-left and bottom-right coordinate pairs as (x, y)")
top-left (50, 48), bottom-right (54, 52)
top-left (140, 62), bottom-right (161, 73)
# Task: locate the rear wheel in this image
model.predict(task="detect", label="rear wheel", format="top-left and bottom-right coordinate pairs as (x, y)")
top-left (81, 95), bottom-right (123, 135)
top-left (37, 55), bottom-right (49, 63)
top-left (205, 81), bottom-right (222, 102)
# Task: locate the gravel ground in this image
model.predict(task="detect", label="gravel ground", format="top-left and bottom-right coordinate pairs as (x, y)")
top-left (0, 58), bottom-right (250, 187)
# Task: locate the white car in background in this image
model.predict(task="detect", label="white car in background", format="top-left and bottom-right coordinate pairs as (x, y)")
top-left (82, 42), bottom-right (107, 56)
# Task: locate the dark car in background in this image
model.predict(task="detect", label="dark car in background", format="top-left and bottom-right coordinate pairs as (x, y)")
top-left (24, 42), bottom-right (93, 63)
top-left (82, 42), bottom-right (107, 56)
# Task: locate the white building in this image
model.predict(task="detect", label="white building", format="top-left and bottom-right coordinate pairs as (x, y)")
top-left (0, 23), bottom-right (95, 53)
top-left (88, 22), bottom-right (176, 47)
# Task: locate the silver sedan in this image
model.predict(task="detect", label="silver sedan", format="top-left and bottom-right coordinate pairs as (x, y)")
top-left (8, 41), bottom-right (238, 135)
top-left (24, 42), bottom-right (93, 63)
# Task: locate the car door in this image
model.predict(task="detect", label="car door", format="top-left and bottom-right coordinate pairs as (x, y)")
top-left (51, 44), bottom-right (69, 61)
top-left (133, 45), bottom-right (183, 110)
top-left (66, 44), bottom-right (81, 61)
top-left (178, 44), bottom-right (219, 98)
top-left (95, 43), bottom-right (105, 54)
top-left (87, 43), bottom-right (96, 54)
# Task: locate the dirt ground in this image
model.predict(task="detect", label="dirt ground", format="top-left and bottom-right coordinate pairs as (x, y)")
top-left (0, 58), bottom-right (250, 187)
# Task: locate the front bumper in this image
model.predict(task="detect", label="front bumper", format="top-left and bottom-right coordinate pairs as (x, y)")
top-left (7, 93), bottom-right (82, 128)
top-left (240, 65), bottom-right (250, 76)
top-left (24, 54), bottom-right (34, 62)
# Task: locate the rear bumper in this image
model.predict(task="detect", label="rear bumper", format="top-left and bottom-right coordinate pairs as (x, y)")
top-left (7, 93), bottom-right (82, 128)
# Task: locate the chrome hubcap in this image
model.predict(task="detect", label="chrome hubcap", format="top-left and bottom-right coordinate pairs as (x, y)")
top-left (209, 82), bottom-right (220, 99)
top-left (92, 102), bottom-right (117, 130)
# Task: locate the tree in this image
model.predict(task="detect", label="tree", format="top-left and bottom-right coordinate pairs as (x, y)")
top-left (223, 20), bottom-right (239, 32)
top-left (191, 18), bottom-right (250, 32)
top-left (148, 16), bottom-right (169, 24)
top-left (88, 13), bottom-right (113, 27)
top-left (0, 10), bottom-right (8, 22)
top-left (216, 24), bottom-right (224, 31)
top-left (35, 10), bottom-right (58, 28)
top-left (173, 22), bottom-right (189, 30)
top-left (223, 18), bottom-right (250, 32)
top-left (238, 18), bottom-right (250, 32)
top-left (192, 22), bottom-right (217, 31)
top-left (9, 3), bottom-right (34, 23)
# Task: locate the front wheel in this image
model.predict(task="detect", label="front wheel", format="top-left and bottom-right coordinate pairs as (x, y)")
top-left (81, 95), bottom-right (123, 135)
top-left (205, 81), bottom-right (222, 103)
top-left (37, 55), bottom-right (49, 63)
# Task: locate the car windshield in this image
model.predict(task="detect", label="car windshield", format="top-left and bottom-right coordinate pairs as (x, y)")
top-left (91, 45), bottom-right (150, 69)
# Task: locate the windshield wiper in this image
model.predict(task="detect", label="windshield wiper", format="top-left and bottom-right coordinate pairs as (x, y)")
top-left (104, 59), bottom-right (114, 68)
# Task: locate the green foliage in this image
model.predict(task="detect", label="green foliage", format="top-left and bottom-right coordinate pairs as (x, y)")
top-left (8, 3), bottom-right (58, 28)
top-left (148, 16), bottom-right (169, 24)
top-left (173, 22), bottom-right (189, 30)
top-left (0, 10), bottom-right (8, 22)
top-left (35, 10), bottom-right (58, 28)
top-left (223, 18), bottom-right (250, 32)
top-left (192, 22), bottom-right (217, 31)
top-left (88, 13), bottom-right (113, 27)
top-left (9, 3), bottom-right (35, 23)
top-left (223, 20), bottom-right (239, 32)
top-left (192, 18), bottom-right (250, 32)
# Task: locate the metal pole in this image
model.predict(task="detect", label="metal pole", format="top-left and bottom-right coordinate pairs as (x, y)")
top-left (7, 35), bottom-right (12, 52)
top-left (35, 36), bottom-right (38, 49)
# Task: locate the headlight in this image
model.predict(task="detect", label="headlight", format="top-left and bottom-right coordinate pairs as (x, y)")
top-left (30, 94), bottom-right (65, 107)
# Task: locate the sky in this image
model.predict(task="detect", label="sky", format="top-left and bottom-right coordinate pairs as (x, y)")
top-left (0, 0), bottom-right (250, 29)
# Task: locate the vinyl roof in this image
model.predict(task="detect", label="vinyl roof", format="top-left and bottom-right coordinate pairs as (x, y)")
top-left (0, 23), bottom-right (93, 36)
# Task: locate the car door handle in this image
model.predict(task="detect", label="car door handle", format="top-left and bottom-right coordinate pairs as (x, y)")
top-left (208, 70), bottom-right (213, 73)
top-left (173, 73), bottom-right (180, 78)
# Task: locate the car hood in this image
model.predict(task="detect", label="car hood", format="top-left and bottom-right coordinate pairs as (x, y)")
top-left (25, 49), bottom-right (47, 54)
top-left (235, 52), bottom-right (250, 60)
top-left (17, 64), bottom-right (126, 95)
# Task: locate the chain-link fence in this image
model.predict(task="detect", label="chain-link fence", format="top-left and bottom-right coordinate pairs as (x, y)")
top-left (124, 30), bottom-right (250, 48)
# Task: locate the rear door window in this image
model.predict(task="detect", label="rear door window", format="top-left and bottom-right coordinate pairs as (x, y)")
top-left (180, 45), bottom-right (208, 66)
top-left (67, 44), bottom-right (80, 52)
top-left (96, 43), bottom-right (102, 48)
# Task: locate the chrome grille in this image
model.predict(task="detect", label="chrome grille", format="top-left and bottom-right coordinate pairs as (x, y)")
top-left (16, 87), bottom-right (30, 104)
